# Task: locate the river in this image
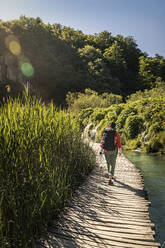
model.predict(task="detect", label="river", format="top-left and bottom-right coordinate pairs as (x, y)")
top-left (124, 151), bottom-right (165, 245)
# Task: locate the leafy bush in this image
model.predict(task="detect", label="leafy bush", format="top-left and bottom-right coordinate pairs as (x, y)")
top-left (66, 88), bottom-right (122, 112)
top-left (116, 104), bottom-right (137, 130)
top-left (89, 108), bottom-right (108, 123)
top-left (78, 108), bottom-right (94, 126)
top-left (127, 82), bottom-right (165, 102)
top-left (105, 111), bottom-right (117, 123)
top-left (95, 118), bottom-right (109, 142)
top-left (148, 121), bottom-right (164, 134)
top-left (148, 137), bottom-right (164, 153)
top-left (68, 85), bottom-right (165, 154)
top-left (144, 103), bottom-right (164, 121)
top-left (115, 104), bottom-right (125, 116)
top-left (124, 115), bottom-right (144, 139)
top-left (124, 136), bottom-right (141, 150)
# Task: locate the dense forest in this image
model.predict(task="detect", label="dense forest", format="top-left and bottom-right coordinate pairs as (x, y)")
top-left (0, 16), bottom-right (165, 105)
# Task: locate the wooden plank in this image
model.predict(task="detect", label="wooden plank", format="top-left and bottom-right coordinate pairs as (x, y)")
top-left (61, 212), bottom-right (155, 227)
top-left (52, 230), bottom-right (160, 248)
top-left (63, 210), bottom-right (153, 224)
top-left (59, 221), bottom-right (155, 240)
top-left (58, 223), bottom-right (154, 236)
top-left (61, 215), bottom-right (155, 232)
top-left (68, 206), bottom-right (151, 219)
top-left (71, 194), bottom-right (150, 205)
top-left (71, 201), bottom-right (149, 212)
top-left (73, 197), bottom-right (151, 206)
top-left (64, 207), bottom-right (151, 221)
top-left (98, 205), bottom-right (149, 212)
top-left (44, 233), bottom-right (126, 248)
top-left (92, 202), bottom-right (149, 210)
top-left (72, 195), bottom-right (149, 204)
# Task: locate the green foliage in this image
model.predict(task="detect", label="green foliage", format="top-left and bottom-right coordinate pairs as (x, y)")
top-left (89, 108), bottom-right (107, 123)
top-left (148, 121), bottom-right (164, 134)
top-left (77, 108), bottom-right (94, 127)
top-left (124, 136), bottom-right (141, 150)
top-left (78, 45), bottom-right (102, 61)
top-left (116, 104), bottom-right (137, 130)
top-left (66, 88), bottom-right (122, 112)
top-left (127, 80), bottom-right (165, 102)
top-left (104, 43), bottom-right (127, 71)
top-left (149, 138), bottom-right (163, 153)
top-left (2, 17), bottom-right (165, 105)
top-left (0, 94), bottom-right (95, 247)
top-left (139, 56), bottom-right (165, 89)
top-left (101, 93), bottom-right (123, 105)
top-left (77, 86), bottom-right (165, 154)
top-left (142, 132), bottom-right (165, 153)
top-left (95, 118), bottom-right (109, 142)
top-left (124, 115), bottom-right (144, 139)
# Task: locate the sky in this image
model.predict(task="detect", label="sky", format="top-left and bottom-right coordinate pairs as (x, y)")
top-left (1, 0), bottom-right (165, 57)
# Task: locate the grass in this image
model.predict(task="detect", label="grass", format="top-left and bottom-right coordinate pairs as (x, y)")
top-left (0, 88), bottom-right (95, 247)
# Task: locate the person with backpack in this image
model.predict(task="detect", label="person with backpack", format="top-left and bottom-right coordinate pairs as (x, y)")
top-left (100, 121), bottom-right (122, 185)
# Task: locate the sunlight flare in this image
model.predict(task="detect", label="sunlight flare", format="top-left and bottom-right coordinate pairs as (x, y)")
top-left (21, 62), bottom-right (34, 77)
top-left (5, 35), bottom-right (21, 55)
top-left (9, 40), bottom-right (21, 55)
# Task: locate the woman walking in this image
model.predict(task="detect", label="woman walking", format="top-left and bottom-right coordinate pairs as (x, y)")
top-left (100, 122), bottom-right (122, 185)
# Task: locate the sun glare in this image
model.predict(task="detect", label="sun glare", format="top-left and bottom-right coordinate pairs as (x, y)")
top-left (9, 40), bottom-right (21, 55)
top-left (5, 35), bottom-right (21, 55)
top-left (5, 35), bottom-right (35, 77)
top-left (21, 62), bottom-right (34, 77)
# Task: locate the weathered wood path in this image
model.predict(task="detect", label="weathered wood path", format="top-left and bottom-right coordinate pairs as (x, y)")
top-left (40, 143), bottom-right (160, 248)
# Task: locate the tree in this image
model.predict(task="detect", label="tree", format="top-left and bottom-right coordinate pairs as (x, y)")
top-left (139, 55), bottom-right (165, 89)
top-left (1, 16), bottom-right (164, 106)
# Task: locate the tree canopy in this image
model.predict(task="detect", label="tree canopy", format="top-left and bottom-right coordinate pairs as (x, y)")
top-left (0, 16), bottom-right (165, 105)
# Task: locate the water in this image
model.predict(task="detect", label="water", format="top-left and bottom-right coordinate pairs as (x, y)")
top-left (124, 151), bottom-right (165, 245)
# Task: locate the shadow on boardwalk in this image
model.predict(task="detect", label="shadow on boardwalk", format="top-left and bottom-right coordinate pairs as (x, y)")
top-left (113, 178), bottom-right (146, 198)
top-left (39, 169), bottom-right (121, 247)
top-left (38, 143), bottom-right (160, 248)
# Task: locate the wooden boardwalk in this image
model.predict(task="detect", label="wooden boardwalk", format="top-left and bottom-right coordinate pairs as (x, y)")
top-left (40, 143), bottom-right (160, 248)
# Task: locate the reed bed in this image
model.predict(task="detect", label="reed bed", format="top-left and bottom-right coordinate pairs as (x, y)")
top-left (0, 91), bottom-right (95, 247)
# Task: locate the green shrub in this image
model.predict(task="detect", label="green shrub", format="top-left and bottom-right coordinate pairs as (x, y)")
top-left (116, 104), bottom-right (137, 130)
top-left (104, 106), bottom-right (117, 122)
top-left (159, 131), bottom-right (165, 147)
top-left (78, 108), bottom-right (94, 126)
top-left (115, 104), bottom-right (124, 116)
top-left (67, 87), bottom-right (165, 154)
top-left (90, 108), bottom-right (108, 123)
top-left (105, 112), bottom-right (117, 122)
top-left (152, 141), bottom-right (163, 152)
top-left (148, 138), bottom-right (163, 153)
top-left (141, 131), bottom-right (165, 154)
top-left (95, 118), bottom-right (109, 142)
top-left (124, 115), bottom-right (144, 139)
top-left (124, 135), bottom-right (141, 150)
top-left (66, 89), bottom-right (122, 112)
top-left (148, 121), bottom-right (164, 134)
top-left (127, 83), bottom-right (165, 102)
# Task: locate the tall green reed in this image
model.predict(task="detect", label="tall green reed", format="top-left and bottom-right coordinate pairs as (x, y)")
top-left (0, 92), bottom-right (95, 247)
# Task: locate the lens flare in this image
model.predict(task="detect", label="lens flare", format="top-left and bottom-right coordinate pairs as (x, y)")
top-left (21, 62), bottom-right (34, 77)
top-left (9, 41), bottom-right (21, 55)
top-left (5, 35), bottom-right (21, 55)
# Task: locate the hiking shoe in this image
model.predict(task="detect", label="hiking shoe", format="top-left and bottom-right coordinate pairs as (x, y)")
top-left (108, 180), bottom-right (113, 185)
